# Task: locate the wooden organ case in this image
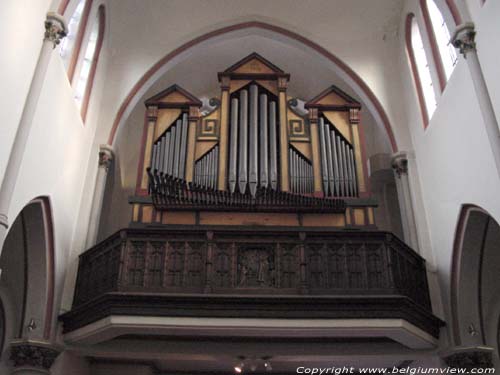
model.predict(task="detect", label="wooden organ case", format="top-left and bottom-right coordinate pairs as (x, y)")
top-left (63, 53), bottom-right (443, 343)
top-left (132, 53), bottom-right (376, 228)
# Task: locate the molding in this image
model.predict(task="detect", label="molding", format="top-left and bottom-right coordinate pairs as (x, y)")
top-left (9, 339), bottom-right (61, 372)
top-left (60, 294), bottom-right (443, 339)
top-left (451, 23), bottom-right (476, 58)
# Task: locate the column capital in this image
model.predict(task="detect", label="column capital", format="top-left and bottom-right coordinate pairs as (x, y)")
top-left (44, 12), bottom-right (67, 49)
top-left (440, 346), bottom-right (494, 371)
top-left (98, 144), bottom-right (114, 170)
top-left (9, 339), bottom-right (62, 373)
top-left (146, 105), bottom-right (158, 121)
top-left (391, 151), bottom-right (408, 178)
top-left (451, 22), bottom-right (476, 58)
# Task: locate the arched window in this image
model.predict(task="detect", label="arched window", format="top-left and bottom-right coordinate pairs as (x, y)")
top-left (423, 0), bottom-right (458, 83)
top-left (73, 5), bottom-right (105, 121)
top-left (59, 0), bottom-right (92, 80)
top-left (406, 14), bottom-right (437, 126)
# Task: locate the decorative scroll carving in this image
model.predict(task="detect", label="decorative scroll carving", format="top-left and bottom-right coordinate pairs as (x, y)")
top-left (197, 119), bottom-right (219, 139)
top-left (238, 247), bottom-right (275, 287)
top-left (10, 340), bottom-right (61, 371)
top-left (391, 153), bottom-right (408, 178)
top-left (288, 119), bottom-right (310, 141)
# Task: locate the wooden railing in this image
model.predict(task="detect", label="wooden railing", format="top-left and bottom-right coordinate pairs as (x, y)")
top-left (72, 228), bottom-right (431, 311)
top-left (147, 170), bottom-right (346, 213)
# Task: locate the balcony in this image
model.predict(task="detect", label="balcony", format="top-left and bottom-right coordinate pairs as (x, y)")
top-left (60, 226), bottom-right (443, 346)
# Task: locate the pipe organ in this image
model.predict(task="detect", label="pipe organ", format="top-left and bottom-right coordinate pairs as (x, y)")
top-left (228, 84), bottom-right (280, 195)
top-left (318, 116), bottom-right (358, 197)
top-left (150, 113), bottom-right (189, 178)
top-left (289, 146), bottom-right (314, 194)
top-left (133, 53), bottom-right (375, 229)
top-left (194, 145), bottom-right (219, 189)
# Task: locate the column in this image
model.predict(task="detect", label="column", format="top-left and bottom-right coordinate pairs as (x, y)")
top-left (278, 76), bottom-right (290, 191)
top-left (391, 152), bottom-right (419, 251)
top-left (349, 108), bottom-right (368, 196)
top-left (308, 108), bottom-right (323, 196)
top-left (441, 346), bottom-right (494, 372)
top-left (9, 340), bottom-right (61, 375)
top-left (0, 13), bottom-right (67, 256)
top-left (138, 105), bottom-right (158, 192)
top-left (452, 23), bottom-right (500, 176)
top-left (217, 77), bottom-right (230, 190)
top-left (185, 106), bottom-right (200, 183)
top-left (86, 145), bottom-right (114, 248)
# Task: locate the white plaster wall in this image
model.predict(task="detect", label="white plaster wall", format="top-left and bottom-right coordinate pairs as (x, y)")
top-left (401, 0), bottom-right (500, 343)
top-left (0, 0), bottom-right (109, 335)
top-left (0, 0), bottom-right (53, 187)
top-left (95, 0), bottom-right (411, 151)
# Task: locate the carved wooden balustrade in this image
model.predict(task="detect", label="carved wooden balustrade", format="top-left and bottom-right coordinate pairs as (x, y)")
top-left (72, 227), bottom-right (431, 309)
top-left (147, 170), bottom-right (346, 213)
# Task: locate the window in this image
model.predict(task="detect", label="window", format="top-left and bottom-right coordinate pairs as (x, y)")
top-left (406, 14), bottom-right (437, 126)
top-left (73, 5), bottom-right (105, 121)
top-left (426, 0), bottom-right (458, 80)
top-left (59, 0), bottom-right (85, 70)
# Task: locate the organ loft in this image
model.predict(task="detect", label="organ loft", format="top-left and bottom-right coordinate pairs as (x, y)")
top-left (61, 54), bottom-right (442, 350)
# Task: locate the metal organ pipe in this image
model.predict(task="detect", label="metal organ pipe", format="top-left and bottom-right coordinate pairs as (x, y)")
top-left (269, 101), bottom-right (278, 190)
top-left (259, 93), bottom-right (269, 188)
top-left (229, 98), bottom-right (239, 193)
top-left (248, 84), bottom-right (259, 197)
top-left (289, 147), bottom-right (313, 195)
top-left (317, 116), bottom-right (359, 197)
top-left (238, 89), bottom-right (248, 194)
top-left (179, 114), bottom-right (188, 179)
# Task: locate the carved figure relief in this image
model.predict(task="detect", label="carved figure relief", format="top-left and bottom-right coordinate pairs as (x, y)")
top-left (237, 248), bottom-right (275, 287)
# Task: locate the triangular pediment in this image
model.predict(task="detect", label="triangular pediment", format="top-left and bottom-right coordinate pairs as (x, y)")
top-left (145, 84), bottom-right (202, 107)
top-left (222, 52), bottom-right (285, 75)
top-left (305, 85), bottom-right (360, 109)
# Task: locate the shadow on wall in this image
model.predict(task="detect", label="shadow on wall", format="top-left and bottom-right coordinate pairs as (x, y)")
top-left (369, 153), bottom-right (404, 239)
top-left (0, 197), bottom-right (54, 366)
top-left (451, 206), bottom-right (500, 366)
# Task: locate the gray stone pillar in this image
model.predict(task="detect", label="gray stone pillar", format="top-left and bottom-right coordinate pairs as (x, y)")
top-left (391, 151), bottom-right (419, 251)
top-left (0, 13), bottom-right (67, 257)
top-left (9, 340), bottom-right (61, 375)
top-left (441, 346), bottom-right (494, 371)
top-left (452, 23), bottom-right (500, 176)
top-left (86, 145), bottom-right (114, 248)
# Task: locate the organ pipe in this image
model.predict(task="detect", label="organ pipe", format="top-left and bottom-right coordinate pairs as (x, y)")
top-left (248, 84), bottom-right (259, 196)
top-left (317, 116), bottom-right (358, 197)
top-left (229, 98), bottom-right (239, 193)
top-left (289, 147), bottom-right (313, 195)
top-left (238, 90), bottom-right (248, 194)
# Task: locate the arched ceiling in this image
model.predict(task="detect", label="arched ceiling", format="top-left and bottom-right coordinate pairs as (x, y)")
top-left (116, 29), bottom-right (394, 157)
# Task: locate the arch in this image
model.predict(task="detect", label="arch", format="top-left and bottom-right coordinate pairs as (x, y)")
top-left (106, 21), bottom-right (398, 152)
top-left (451, 204), bottom-right (500, 357)
top-left (0, 197), bottom-right (55, 342)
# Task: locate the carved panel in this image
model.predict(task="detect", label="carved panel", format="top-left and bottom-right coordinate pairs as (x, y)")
top-left (306, 243), bottom-right (326, 289)
top-left (185, 242), bottom-right (206, 287)
top-left (278, 243), bottom-right (299, 288)
top-left (213, 243), bottom-right (233, 288)
top-left (166, 241), bottom-right (185, 287)
top-left (237, 246), bottom-right (275, 288)
top-left (148, 241), bottom-right (165, 287)
top-left (128, 241), bottom-right (146, 286)
top-left (346, 244), bottom-right (364, 289)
